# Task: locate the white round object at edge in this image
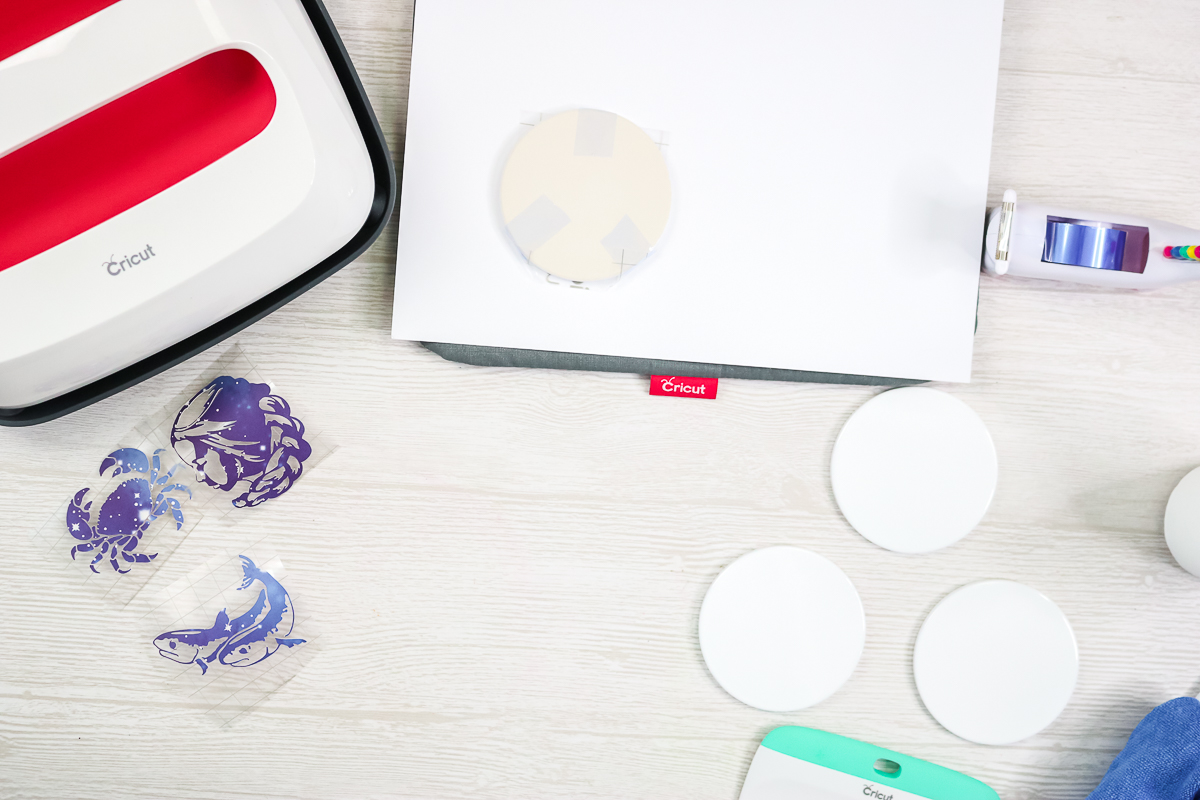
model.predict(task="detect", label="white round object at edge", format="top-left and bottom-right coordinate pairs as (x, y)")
top-left (1165, 466), bottom-right (1200, 578)
top-left (698, 545), bottom-right (865, 712)
top-left (913, 579), bottom-right (1078, 745)
top-left (831, 387), bottom-right (997, 554)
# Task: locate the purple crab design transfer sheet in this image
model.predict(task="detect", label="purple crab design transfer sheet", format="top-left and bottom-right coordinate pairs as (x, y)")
top-left (30, 348), bottom-right (333, 606)
top-left (138, 546), bottom-right (321, 726)
top-left (30, 444), bottom-right (204, 607)
top-left (131, 347), bottom-right (335, 518)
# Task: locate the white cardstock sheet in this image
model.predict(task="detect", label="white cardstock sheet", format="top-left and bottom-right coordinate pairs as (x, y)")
top-left (392, 0), bottom-right (1004, 382)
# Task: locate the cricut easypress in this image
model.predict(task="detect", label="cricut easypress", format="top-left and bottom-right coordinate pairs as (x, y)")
top-left (0, 0), bottom-right (395, 425)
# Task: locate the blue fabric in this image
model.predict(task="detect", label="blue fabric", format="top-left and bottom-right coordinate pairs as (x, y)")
top-left (1088, 698), bottom-right (1200, 800)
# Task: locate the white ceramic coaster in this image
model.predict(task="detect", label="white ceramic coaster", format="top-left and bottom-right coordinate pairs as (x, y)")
top-left (913, 580), bottom-right (1078, 745)
top-left (1165, 466), bottom-right (1200, 578)
top-left (500, 109), bottom-right (671, 283)
top-left (831, 387), bottom-right (997, 554)
top-left (698, 546), bottom-right (865, 712)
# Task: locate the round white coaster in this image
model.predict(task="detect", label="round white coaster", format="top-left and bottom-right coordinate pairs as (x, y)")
top-left (913, 580), bottom-right (1078, 745)
top-left (830, 387), bottom-right (997, 554)
top-left (1165, 466), bottom-right (1200, 578)
top-left (698, 546), bottom-right (865, 712)
top-left (500, 109), bottom-right (671, 283)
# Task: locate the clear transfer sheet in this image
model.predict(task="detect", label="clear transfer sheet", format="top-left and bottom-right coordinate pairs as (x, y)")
top-left (30, 438), bottom-right (204, 607)
top-left (31, 347), bottom-right (333, 604)
top-left (137, 544), bottom-right (321, 726)
top-left (130, 347), bottom-right (335, 519)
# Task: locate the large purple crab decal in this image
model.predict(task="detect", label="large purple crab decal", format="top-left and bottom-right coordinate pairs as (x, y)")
top-left (170, 376), bottom-right (312, 508)
top-left (66, 448), bottom-right (192, 574)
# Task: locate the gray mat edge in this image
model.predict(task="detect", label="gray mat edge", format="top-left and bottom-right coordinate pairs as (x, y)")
top-left (422, 343), bottom-right (923, 387)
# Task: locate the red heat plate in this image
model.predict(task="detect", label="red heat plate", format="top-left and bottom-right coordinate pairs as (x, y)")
top-left (0, 48), bottom-right (277, 273)
top-left (0, 0), bottom-right (125, 63)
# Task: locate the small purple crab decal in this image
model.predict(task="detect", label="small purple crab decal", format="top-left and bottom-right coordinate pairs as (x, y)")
top-left (66, 448), bottom-right (192, 574)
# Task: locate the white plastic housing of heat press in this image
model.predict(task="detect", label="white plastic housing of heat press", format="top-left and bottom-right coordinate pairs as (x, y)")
top-left (983, 194), bottom-right (1200, 288)
top-left (0, 0), bottom-right (381, 416)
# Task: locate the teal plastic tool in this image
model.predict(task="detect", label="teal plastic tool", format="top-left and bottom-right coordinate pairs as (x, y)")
top-left (739, 727), bottom-right (998, 800)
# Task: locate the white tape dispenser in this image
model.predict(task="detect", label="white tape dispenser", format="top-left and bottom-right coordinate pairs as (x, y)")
top-left (984, 190), bottom-right (1200, 288)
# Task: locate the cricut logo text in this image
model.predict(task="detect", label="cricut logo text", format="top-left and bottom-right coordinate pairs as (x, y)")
top-left (660, 377), bottom-right (707, 395)
top-left (649, 375), bottom-right (718, 399)
top-left (864, 785), bottom-right (894, 800)
top-left (104, 244), bottom-right (156, 276)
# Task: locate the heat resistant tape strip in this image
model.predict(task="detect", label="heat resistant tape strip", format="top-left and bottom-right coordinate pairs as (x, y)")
top-left (600, 215), bottom-right (651, 268)
top-left (1043, 221), bottom-right (1126, 270)
top-left (506, 194), bottom-right (570, 258)
top-left (574, 109), bottom-right (618, 157)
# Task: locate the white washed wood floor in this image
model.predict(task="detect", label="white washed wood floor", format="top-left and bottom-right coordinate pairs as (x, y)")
top-left (4, 1), bottom-right (1200, 798)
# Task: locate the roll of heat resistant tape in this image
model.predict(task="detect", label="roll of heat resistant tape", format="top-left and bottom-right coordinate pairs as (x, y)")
top-left (500, 109), bottom-right (672, 283)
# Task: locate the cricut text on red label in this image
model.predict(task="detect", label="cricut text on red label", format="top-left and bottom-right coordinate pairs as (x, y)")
top-left (649, 375), bottom-right (718, 399)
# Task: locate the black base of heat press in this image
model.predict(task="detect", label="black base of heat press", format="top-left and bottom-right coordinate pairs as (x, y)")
top-left (0, 0), bottom-right (397, 428)
top-left (422, 343), bottom-right (924, 387)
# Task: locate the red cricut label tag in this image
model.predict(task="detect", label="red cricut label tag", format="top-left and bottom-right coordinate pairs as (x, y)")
top-left (650, 375), bottom-right (718, 399)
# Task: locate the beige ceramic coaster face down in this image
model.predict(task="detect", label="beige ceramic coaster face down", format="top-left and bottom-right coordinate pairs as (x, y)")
top-left (500, 109), bottom-right (672, 282)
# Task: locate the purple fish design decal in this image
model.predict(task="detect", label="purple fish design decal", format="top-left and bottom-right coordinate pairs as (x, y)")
top-left (153, 556), bottom-right (306, 675)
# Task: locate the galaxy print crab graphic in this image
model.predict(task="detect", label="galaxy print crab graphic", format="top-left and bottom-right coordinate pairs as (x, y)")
top-left (66, 448), bottom-right (192, 574)
top-left (153, 556), bottom-right (306, 675)
top-left (171, 376), bottom-right (313, 508)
